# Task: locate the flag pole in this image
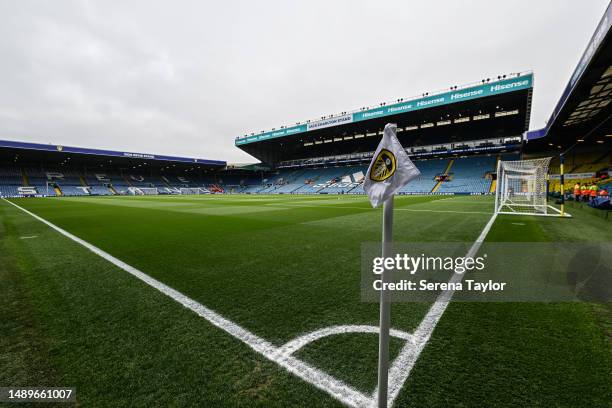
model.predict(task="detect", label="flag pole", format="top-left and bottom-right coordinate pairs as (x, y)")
top-left (377, 196), bottom-right (394, 408)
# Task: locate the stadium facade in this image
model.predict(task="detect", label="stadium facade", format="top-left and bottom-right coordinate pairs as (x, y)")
top-left (231, 72), bottom-right (532, 195)
top-left (235, 72), bottom-right (532, 165)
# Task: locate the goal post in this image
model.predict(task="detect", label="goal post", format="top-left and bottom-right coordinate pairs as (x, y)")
top-left (179, 187), bottom-right (210, 195)
top-left (127, 187), bottom-right (159, 195)
top-left (495, 157), bottom-right (570, 217)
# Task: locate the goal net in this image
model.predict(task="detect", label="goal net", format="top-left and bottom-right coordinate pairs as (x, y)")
top-left (495, 157), bottom-right (567, 217)
top-left (127, 187), bottom-right (159, 195)
top-left (180, 187), bottom-right (210, 195)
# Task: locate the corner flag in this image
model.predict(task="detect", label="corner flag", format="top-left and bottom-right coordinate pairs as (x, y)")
top-left (364, 123), bottom-right (420, 208)
top-left (364, 123), bottom-right (419, 408)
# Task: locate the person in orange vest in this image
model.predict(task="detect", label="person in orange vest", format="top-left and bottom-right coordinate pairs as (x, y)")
top-left (581, 184), bottom-right (590, 202)
top-left (589, 183), bottom-right (598, 202)
top-left (573, 182), bottom-right (581, 201)
top-left (599, 188), bottom-right (608, 197)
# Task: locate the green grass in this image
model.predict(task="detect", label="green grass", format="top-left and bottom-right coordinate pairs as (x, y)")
top-left (1, 194), bottom-right (610, 407)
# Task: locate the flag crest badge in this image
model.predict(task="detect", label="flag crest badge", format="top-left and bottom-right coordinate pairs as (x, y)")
top-left (370, 149), bottom-right (397, 181)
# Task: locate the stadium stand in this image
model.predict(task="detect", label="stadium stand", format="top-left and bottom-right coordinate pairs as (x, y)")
top-left (397, 159), bottom-right (446, 194)
top-left (539, 149), bottom-right (611, 194)
top-left (22, 168), bottom-right (57, 196)
top-left (0, 167), bottom-right (24, 197)
top-left (221, 155), bottom-right (507, 196)
top-left (437, 156), bottom-right (496, 193)
top-left (0, 155), bottom-right (507, 198)
top-left (0, 153), bottom-right (605, 200)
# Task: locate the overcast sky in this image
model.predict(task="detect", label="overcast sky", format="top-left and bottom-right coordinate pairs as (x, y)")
top-left (0, 0), bottom-right (608, 163)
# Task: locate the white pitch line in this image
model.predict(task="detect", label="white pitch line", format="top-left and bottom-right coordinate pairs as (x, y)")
top-left (265, 203), bottom-right (491, 215)
top-left (394, 208), bottom-right (491, 215)
top-left (379, 211), bottom-right (498, 407)
top-left (2, 198), bottom-right (371, 408)
top-left (278, 325), bottom-right (415, 357)
top-left (429, 200), bottom-right (494, 204)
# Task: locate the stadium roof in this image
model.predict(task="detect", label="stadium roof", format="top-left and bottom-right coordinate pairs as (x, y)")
top-left (237, 73), bottom-right (533, 164)
top-left (526, 1), bottom-right (612, 151)
top-left (0, 139), bottom-right (226, 168)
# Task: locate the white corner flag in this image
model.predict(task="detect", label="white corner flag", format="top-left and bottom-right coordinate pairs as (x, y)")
top-left (364, 123), bottom-right (419, 408)
top-left (364, 123), bottom-right (420, 207)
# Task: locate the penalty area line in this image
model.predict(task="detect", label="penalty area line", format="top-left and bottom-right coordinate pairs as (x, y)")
top-left (1, 198), bottom-right (372, 408)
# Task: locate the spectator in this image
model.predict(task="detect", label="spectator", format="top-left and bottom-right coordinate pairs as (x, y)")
top-left (589, 183), bottom-right (598, 202)
top-left (573, 182), bottom-right (581, 201)
top-left (581, 184), bottom-right (590, 202)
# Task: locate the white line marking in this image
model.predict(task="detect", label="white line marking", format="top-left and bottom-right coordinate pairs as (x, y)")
top-left (379, 212), bottom-right (498, 407)
top-left (278, 325), bottom-right (414, 357)
top-left (2, 198), bottom-right (371, 407)
top-left (394, 208), bottom-right (491, 215)
top-left (266, 203), bottom-right (491, 215)
top-left (19, 235), bottom-right (38, 239)
top-left (430, 201), bottom-right (494, 205)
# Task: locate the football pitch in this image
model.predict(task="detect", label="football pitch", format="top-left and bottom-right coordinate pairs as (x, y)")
top-left (1, 194), bottom-right (610, 407)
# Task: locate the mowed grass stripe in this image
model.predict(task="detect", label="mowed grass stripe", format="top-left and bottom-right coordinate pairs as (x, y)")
top-left (8, 195), bottom-right (493, 344)
top-left (0, 199), bottom-right (344, 407)
top-left (2, 194), bottom-right (492, 398)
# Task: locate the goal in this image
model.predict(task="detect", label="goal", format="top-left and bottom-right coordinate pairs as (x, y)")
top-left (495, 157), bottom-right (569, 217)
top-left (179, 187), bottom-right (210, 195)
top-left (127, 187), bottom-right (159, 195)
